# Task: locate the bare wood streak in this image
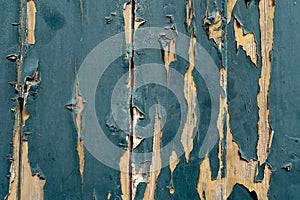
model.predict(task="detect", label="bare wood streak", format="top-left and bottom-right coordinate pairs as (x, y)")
top-left (26, 0), bottom-right (36, 44)
top-left (143, 104), bottom-right (163, 200)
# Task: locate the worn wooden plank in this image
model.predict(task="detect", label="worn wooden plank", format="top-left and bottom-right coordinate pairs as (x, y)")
top-left (0, 0), bottom-right (299, 199)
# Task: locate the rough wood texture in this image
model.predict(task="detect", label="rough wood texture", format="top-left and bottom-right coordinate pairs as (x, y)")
top-left (0, 0), bottom-right (299, 199)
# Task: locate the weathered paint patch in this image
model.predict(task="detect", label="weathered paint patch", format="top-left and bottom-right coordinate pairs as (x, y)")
top-left (26, 0), bottom-right (36, 44)
top-left (65, 62), bottom-right (85, 183)
top-left (181, 31), bottom-right (197, 163)
top-left (120, 1), bottom-right (147, 199)
top-left (198, 3), bottom-right (276, 193)
top-left (216, 66), bottom-right (227, 179)
top-left (143, 104), bottom-right (162, 200)
top-left (257, 0), bottom-right (275, 164)
top-left (197, 154), bottom-right (223, 199)
top-left (197, 104), bottom-right (272, 200)
top-left (131, 159), bottom-right (150, 199)
top-left (234, 19), bottom-right (257, 66)
top-left (0, 2), bottom-right (18, 195)
top-left (123, 2), bottom-right (145, 46)
top-left (74, 84), bottom-right (85, 183)
top-left (227, 18), bottom-right (260, 160)
top-left (6, 66), bottom-right (45, 199)
top-left (204, 9), bottom-right (223, 50)
top-left (168, 149), bottom-right (179, 194)
top-left (6, 129), bottom-right (45, 200)
top-left (197, 66), bottom-right (226, 200)
top-left (5, 0), bottom-right (46, 197)
top-left (224, 107), bottom-right (272, 199)
top-left (159, 26), bottom-right (177, 86)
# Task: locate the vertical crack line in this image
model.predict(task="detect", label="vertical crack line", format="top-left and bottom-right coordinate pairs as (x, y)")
top-left (17, 0), bottom-right (25, 93)
top-left (128, 0), bottom-right (136, 200)
top-left (16, 1), bottom-right (26, 200)
top-left (17, 99), bottom-right (24, 200)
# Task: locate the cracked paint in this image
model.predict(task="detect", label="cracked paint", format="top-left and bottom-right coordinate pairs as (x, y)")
top-left (234, 19), bottom-right (258, 66)
top-left (66, 61), bottom-right (85, 183)
top-left (181, 30), bottom-right (197, 163)
top-left (159, 26), bottom-right (177, 86)
top-left (6, 129), bottom-right (45, 200)
top-left (6, 67), bottom-right (45, 200)
top-left (257, 0), bottom-right (275, 165)
top-left (74, 83), bottom-right (85, 184)
top-left (132, 107), bottom-right (144, 149)
top-left (5, 1), bottom-right (45, 199)
top-left (186, 0), bottom-right (194, 29)
top-left (197, 104), bottom-right (272, 200)
top-left (120, 1), bottom-right (146, 199)
top-left (1, 0), bottom-right (291, 198)
top-left (197, 0), bottom-right (275, 197)
top-left (168, 149), bottom-right (179, 194)
top-left (143, 103), bottom-right (162, 200)
top-left (197, 65), bottom-right (226, 200)
top-left (123, 2), bottom-right (145, 47)
top-left (204, 9), bottom-right (223, 50)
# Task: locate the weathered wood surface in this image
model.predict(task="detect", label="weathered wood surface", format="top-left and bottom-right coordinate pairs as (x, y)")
top-left (0, 0), bottom-right (299, 199)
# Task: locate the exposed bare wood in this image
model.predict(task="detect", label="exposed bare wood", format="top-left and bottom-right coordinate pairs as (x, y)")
top-left (186, 0), bottom-right (194, 28)
top-left (204, 9), bottom-right (223, 50)
top-left (227, 0), bottom-right (237, 23)
top-left (26, 0), bottom-right (36, 44)
top-left (234, 19), bottom-right (258, 66)
top-left (169, 149), bottom-right (179, 194)
top-left (143, 104), bottom-right (163, 200)
top-left (181, 30), bottom-right (197, 163)
top-left (257, 0), bottom-right (275, 164)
